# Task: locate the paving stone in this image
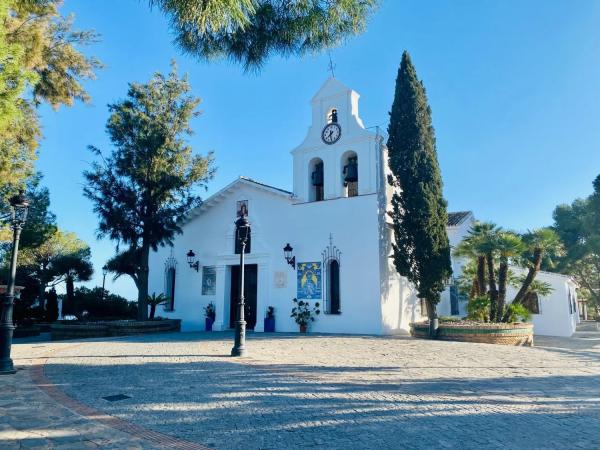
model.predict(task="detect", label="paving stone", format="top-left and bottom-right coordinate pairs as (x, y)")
top-left (4, 332), bottom-right (600, 449)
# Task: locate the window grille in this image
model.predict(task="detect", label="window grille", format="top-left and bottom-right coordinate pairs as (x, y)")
top-left (164, 254), bottom-right (177, 311)
top-left (322, 234), bottom-right (342, 314)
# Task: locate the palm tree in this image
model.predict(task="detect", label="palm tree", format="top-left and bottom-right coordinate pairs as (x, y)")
top-left (51, 251), bottom-right (94, 315)
top-left (495, 232), bottom-right (526, 319)
top-left (454, 222), bottom-right (501, 314)
top-left (147, 293), bottom-right (168, 320)
top-left (503, 228), bottom-right (563, 321)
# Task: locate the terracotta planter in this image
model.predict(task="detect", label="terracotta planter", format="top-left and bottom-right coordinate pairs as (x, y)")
top-left (299, 324), bottom-right (307, 333)
top-left (410, 321), bottom-right (534, 346)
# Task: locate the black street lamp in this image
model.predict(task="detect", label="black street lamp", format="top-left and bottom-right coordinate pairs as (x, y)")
top-left (101, 265), bottom-right (108, 302)
top-left (186, 250), bottom-right (200, 272)
top-left (231, 214), bottom-right (251, 357)
top-left (0, 191), bottom-right (29, 375)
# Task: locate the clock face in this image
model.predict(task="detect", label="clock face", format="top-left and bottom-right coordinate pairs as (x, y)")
top-left (321, 123), bottom-right (341, 145)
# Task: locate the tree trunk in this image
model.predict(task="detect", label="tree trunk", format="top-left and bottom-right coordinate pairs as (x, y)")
top-left (426, 298), bottom-right (439, 338)
top-left (149, 303), bottom-right (156, 320)
top-left (477, 255), bottom-right (486, 296)
top-left (63, 275), bottom-right (75, 316)
top-left (497, 261), bottom-right (508, 321)
top-left (486, 252), bottom-right (498, 321)
top-left (137, 242), bottom-right (150, 321)
top-left (504, 247), bottom-right (542, 321)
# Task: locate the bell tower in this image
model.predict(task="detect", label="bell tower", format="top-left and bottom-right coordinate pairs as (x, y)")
top-left (291, 78), bottom-right (380, 203)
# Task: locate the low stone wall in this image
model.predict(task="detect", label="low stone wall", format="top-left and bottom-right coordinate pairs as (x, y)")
top-left (50, 319), bottom-right (181, 341)
top-left (410, 322), bottom-right (534, 346)
top-left (14, 325), bottom-right (41, 338)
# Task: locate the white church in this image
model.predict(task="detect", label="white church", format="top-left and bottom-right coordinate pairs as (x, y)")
top-left (148, 78), bottom-right (580, 337)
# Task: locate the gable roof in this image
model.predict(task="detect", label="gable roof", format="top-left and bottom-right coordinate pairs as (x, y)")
top-left (311, 77), bottom-right (353, 103)
top-left (182, 176), bottom-right (293, 224)
top-left (447, 211), bottom-right (473, 227)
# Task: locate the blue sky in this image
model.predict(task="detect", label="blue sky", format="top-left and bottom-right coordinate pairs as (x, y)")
top-left (37, 0), bottom-right (600, 299)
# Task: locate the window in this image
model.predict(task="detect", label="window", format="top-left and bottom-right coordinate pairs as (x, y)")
top-left (327, 260), bottom-right (341, 314)
top-left (341, 152), bottom-right (358, 197)
top-left (523, 292), bottom-right (540, 314)
top-left (309, 158), bottom-right (324, 202)
top-left (164, 266), bottom-right (176, 311)
top-left (450, 284), bottom-right (460, 316)
top-left (322, 234), bottom-right (341, 314)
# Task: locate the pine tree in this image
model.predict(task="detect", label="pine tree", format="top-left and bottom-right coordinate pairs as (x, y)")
top-left (387, 51), bottom-right (452, 331)
top-left (84, 64), bottom-right (214, 320)
top-left (150, 0), bottom-right (378, 71)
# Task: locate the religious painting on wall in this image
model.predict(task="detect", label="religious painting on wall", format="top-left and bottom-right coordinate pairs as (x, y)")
top-left (297, 262), bottom-right (322, 299)
top-left (202, 266), bottom-right (217, 295)
top-left (237, 200), bottom-right (249, 218)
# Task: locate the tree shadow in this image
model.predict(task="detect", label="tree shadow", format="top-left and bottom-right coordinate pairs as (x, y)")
top-left (39, 354), bottom-right (600, 450)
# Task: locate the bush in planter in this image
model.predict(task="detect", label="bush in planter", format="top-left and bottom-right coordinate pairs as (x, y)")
top-left (264, 306), bottom-right (275, 332)
top-left (467, 295), bottom-right (491, 322)
top-left (504, 303), bottom-right (532, 323)
top-left (204, 302), bottom-right (216, 331)
top-left (290, 298), bottom-right (320, 333)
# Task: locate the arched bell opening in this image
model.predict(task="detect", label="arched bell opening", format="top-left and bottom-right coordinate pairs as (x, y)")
top-left (308, 157), bottom-right (324, 202)
top-left (327, 108), bottom-right (338, 124)
top-left (341, 151), bottom-right (358, 197)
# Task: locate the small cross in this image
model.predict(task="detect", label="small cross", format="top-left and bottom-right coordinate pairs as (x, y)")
top-left (329, 233), bottom-right (334, 246)
top-left (327, 52), bottom-right (336, 78)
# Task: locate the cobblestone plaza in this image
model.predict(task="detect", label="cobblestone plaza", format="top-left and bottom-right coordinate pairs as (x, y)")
top-left (2, 331), bottom-right (600, 449)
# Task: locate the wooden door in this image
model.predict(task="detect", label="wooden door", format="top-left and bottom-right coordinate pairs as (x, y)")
top-left (229, 264), bottom-right (258, 329)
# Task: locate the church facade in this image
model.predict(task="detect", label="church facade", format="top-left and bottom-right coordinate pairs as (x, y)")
top-left (147, 78), bottom-right (579, 337)
top-left (148, 78), bottom-right (425, 334)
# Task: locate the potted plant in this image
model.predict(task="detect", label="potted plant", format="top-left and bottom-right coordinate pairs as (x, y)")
top-left (264, 306), bottom-right (275, 332)
top-left (204, 302), bottom-right (216, 331)
top-left (290, 298), bottom-right (320, 333)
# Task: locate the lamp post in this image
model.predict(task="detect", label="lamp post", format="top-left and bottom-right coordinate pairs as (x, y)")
top-left (101, 265), bottom-right (108, 302)
top-left (0, 191), bottom-right (29, 375)
top-left (231, 214), bottom-right (250, 357)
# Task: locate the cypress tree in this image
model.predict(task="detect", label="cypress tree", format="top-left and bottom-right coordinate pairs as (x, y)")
top-left (387, 51), bottom-right (452, 332)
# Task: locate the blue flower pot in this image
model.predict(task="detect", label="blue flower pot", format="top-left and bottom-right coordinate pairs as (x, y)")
top-left (264, 317), bottom-right (275, 332)
top-left (205, 317), bottom-right (214, 331)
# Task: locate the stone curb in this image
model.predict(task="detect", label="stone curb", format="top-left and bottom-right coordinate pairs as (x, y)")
top-left (28, 344), bottom-right (210, 450)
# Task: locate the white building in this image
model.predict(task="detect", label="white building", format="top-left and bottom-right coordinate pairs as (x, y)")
top-left (436, 212), bottom-right (580, 337)
top-left (148, 78), bottom-right (578, 337)
top-left (148, 78), bottom-right (424, 335)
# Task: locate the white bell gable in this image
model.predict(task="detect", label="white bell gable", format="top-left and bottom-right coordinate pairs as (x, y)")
top-left (291, 78), bottom-right (380, 202)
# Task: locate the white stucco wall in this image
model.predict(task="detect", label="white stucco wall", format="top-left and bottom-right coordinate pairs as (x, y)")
top-left (148, 181), bottom-right (385, 334)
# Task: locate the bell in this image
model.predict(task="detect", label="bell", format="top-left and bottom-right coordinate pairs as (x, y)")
top-left (343, 157), bottom-right (358, 183)
top-left (312, 162), bottom-right (324, 186)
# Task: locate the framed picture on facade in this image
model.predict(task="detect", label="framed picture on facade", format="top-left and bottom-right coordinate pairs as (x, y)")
top-left (202, 266), bottom-right (217, 295)
top-left (297, 262), bottom-right (322, 299)
top-left (237, 200), bottom-right (248, 218)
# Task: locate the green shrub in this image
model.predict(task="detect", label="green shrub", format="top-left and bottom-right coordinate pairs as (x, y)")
top-left (467, 295), bottom-right (491, 322)
top-left (60, 287), bottom-right (136, 321)
top-left (439, 316), bottom-right (462, 323)
top-left (504, 303), bottom-right (532, 323)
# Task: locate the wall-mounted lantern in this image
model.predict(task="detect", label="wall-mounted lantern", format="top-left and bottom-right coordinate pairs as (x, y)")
top-left (186, 250), bottom-right (199, 272)
top-left (283, 243), bottom-right (296, 269)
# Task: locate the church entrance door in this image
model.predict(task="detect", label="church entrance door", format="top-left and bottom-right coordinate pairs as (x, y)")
top-left (229, 264), bottom-right (258, 330)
